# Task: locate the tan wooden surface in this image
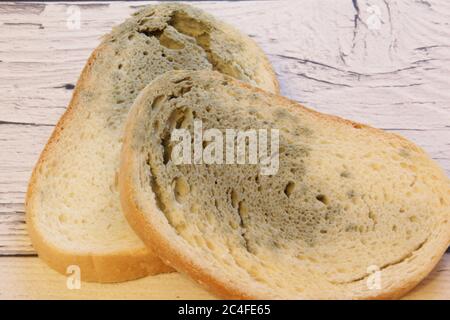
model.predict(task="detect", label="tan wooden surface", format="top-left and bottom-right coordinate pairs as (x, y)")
top-left (0, 1), bottom-right (449, 299)
top-left (0, 255), bottom-right (448, 300)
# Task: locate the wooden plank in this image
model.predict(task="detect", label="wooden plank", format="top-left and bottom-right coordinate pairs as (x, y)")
top-left (0, 255), bottom-right (448, 300)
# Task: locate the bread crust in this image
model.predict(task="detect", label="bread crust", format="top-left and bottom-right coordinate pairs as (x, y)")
top-left (120, 70), bottom-right (450, 298)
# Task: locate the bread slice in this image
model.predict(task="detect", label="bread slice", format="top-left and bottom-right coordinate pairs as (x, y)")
top-left (26, 3), bottom-right (279, 283)
top-left (120, 70), bottom-right (450, 299)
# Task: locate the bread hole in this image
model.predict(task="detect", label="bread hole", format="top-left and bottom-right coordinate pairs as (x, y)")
top-left (247, 268), bottom-right (265, 282)
top-left (205, 212), bottom-right (214, 225)
top-left (306, 256), bottom-right (318, 263)
top-left (284, 181), bottom-right (295, 197)
top-left (340, 171), bottom-right (350, 178)
top-left (58, 214), bottom-right (68, 223)
top-left (162, 108), bottom-right (192, 164)
top-left (167, 92), bottom-right (179, 101)
top-left (179, 109), bottom-right (193, 129)
top-left (153, 120), bottom-right (160, 130)
top-left (295, 254), bottom-right (305, 261)
top-left (409, 215), bottom-right (418, 223)
top-left (179, 85), bottom-right (192, 96)
top-left (238, 200), bottom-right (248, 216)
top-left (406, 230), bottom-right (412, 240)
top-left (336, 268), bottom-right (348, 274)
top-left (352, 123), bottom-right (362, 129)
top-left (193, 234), bottom-right (205, 247)
top-left (151, 95), bottom-right (165, 110)
top-left (392, 225), bottom-right (398, 231)
top-left (231, 189), bottom-right (239, 209)
top-left (238, 200), bottom-right (249, 218)
top-left (368, 211), bottom-right (377, 223)
top-left (159, 32), bottom-right (185, 50)
top-left (229, 218), bottom-right (239, 230)
top-left (143, 51), bottom-right (148, 56)
top-left (137, 28), bottom-right (163, 39)
top-left (173, 177), bottom-right (190, 203)
top-left (316, 194), bottom-right (329, 205)
top-left (370, 163), bottom-right (381, 171)
top-left (118, 63), bottom-right (123, 70)
top-left (206, 239), bottom-right (215, 251)
top-left (190, 203), bottom-right (199, 213)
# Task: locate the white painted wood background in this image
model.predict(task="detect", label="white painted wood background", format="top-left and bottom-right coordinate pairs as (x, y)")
top-left (0, 0), bottom-right (449, 299)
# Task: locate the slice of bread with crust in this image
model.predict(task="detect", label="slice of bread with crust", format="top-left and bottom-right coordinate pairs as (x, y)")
top-left (120, 70), bottom-right (450, 299)
top-left (26, 3), bottom-right (279, 283)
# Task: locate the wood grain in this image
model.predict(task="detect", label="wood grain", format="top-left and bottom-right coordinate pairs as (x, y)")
top-left (0, 0), bottom-right (448, 299)
top-left (0, 255), bottom-right (448, 299)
